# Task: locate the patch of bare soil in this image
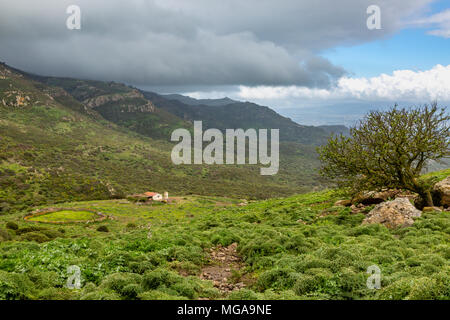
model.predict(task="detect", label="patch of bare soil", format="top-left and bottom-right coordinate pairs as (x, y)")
top-left (200, 243), bottom-right (248, 294)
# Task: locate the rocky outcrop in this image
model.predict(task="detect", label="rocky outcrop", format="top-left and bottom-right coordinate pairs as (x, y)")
top-left (0, 63), bottom-right (13, 79)
top-left (362, 197), bottom-right (422, 229)
top-left (352, 189), bottom-right (420, 206)
top-left (1, 90), bottom-right (32, 107)
top-left (433, 176), bottom-right (450, 208)
top-left (350, 203), bottom-right (366, 214)
top-left (334, 199), bottom-right (352, 207)
top-left (352, 189), bottom-right (403, 205)
top-left (82, 90), bottom-right (156, 115)
top-left (83, 89), bottom-right (155, 111)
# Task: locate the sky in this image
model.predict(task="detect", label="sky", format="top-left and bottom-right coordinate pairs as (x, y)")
top-left (0, 0), bottom-right (449, 125)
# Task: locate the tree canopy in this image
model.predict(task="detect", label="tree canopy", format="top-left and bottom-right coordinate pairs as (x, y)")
top-left (318, 103), bottom-right (450, 206)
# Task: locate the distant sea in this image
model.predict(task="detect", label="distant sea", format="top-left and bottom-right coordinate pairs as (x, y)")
top-left (273, 102), bottom-right (398, 127)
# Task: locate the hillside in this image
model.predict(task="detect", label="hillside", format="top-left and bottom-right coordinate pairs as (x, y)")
top-left (0, 63), bottom-right (328, 214)
top-left (23, 70), bottom-right (330, 146)
top-left (19, 72), bottom-right (189, 141)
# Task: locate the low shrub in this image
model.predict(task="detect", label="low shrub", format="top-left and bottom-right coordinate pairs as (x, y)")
top-left (121, 283), bottom-right (143, 299)
top-left (0, 228), bottom-right (12, 241)
top-left (80, 289), bottom-right (121, 300)
top-left (126, 223), bottom-right (137, 229)
top-left (40, 229), bottom-right (64, 240)
top-left (36, 287), bottom-right (77, 300)
top-left (20, 232), bottom-right (50, 243)
top-left (293, 274), bottom-right (317, 295)
top-left (141, 269), bottom-right (199, 299)
top-left (171, 281), bottom-right (197, 299)
top-left (99, 273), bottom-right (142, 297)
top-left (256, 268), bottom-right (297, 291)
top-left (376, 278), bottom-right (412, 300)
top-left (228, 289), bottom-right (259, 300)
top-left (15, 226), bottom-right (46, 235)
top-left (5, 222), bottom-right (18, 230)
top-left (142, 269), bottom-right (179, 290)
top-left (0, 271), bottom-right (34, 300)
top-left (165, 246), bottom-right (205, 265)
top-left (97, 225), bottom-right (109, 232)
top-left (138, 290), bottom-right (188, 300)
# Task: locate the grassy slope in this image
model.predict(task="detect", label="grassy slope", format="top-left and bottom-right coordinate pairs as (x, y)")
top-left (26, 75), bottom-right (190, 141)
top-left (0, 170), bottom-right (448, 300)
top-left (421, 168), bottom-right (450, 181)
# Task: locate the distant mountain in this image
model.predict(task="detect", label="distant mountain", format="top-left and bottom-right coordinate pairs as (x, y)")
top-left (164, 94), bottom-right (237, 107)
top-left (144, 91), bottom-right (329, 145)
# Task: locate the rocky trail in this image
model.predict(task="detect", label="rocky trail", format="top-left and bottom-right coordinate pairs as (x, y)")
top-left (200, 243), bottom-right (248, 295)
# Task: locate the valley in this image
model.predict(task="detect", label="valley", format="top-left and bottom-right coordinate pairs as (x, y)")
top-left (0, 62), bottom-right (330, 214)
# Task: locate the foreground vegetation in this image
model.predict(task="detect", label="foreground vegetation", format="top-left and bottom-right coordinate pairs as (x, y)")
top-left (0, 186), bottom-right (448, 300)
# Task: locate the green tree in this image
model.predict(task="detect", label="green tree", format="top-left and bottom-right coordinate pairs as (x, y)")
top-left (318, 103), bottom-right (449, 206)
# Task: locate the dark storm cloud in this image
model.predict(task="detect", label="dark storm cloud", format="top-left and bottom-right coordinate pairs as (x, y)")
top-left (0, 0), bottom-right (433, 88)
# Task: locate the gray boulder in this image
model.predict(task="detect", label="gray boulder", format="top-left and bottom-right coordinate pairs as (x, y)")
top-left (363, 197), bottom-right (422, 229)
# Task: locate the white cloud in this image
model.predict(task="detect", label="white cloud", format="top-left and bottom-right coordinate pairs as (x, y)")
top-left (411, 9), bottom-right (450, 38)
top-left (237, 64), bottom-right (450, 102)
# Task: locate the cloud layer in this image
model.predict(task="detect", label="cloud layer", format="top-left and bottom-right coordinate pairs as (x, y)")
top-left (412, 8), bottom-right (450, 38)
top-left (238, 64), bottom-right (450, 102)
top-left (0, 0), bottom-right (434, 88)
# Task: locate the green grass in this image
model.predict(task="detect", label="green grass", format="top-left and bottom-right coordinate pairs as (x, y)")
top-left (28, 210), bottom-right (97, 222)
top-left (421, 168), bottom-right (450, 182)
top-left (0, 190), bottom-right (448, 300)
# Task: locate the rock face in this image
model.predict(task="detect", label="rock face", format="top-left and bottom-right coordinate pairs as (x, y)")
top-left (363, 197), bottom-right (422, 229)
top-left (353, 189), bottom-right (403, 205)
top-left (433, 176), bottom-right (450, 208)
top-left (350, 203), bottom-right (366, 214)
top-left (334, 199), bottom-right (352, 207)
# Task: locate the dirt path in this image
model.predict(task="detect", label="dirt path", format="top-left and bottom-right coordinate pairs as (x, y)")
top-left (200, 243), bottom-right (247, 294)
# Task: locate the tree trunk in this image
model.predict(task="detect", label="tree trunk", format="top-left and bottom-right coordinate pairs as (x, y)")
top-left (424, 190), bottom-right (434, 207)
top-left (411, 178), bottom-right (434, 207)
top-left (417, 189), bottom-right (434, 207)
